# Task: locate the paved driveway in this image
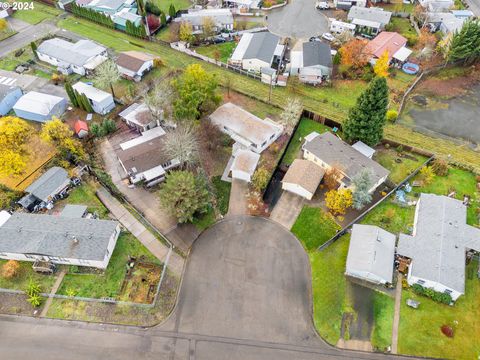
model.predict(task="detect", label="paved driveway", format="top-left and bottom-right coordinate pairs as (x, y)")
top-left (227, 179), bottom-right (249, 217)
top-left (267, 0), bottom-right (329, 39)
top-left (270, 191), bottom-right (305, 229)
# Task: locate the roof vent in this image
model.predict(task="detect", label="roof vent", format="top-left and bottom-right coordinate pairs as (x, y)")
top-left (72, 236), bottom-right (79, 245)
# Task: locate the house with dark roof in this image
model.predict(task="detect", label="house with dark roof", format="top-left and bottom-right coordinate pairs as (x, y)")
top-left (0, 83), bottom-right (22, 116)
top-left (119, 103), bottom-right (159, 133)
top-left (347, 6), bottom-right (392, 35)
top-left (282, 159), bottom-right (325, 200)
top-left (230, 32), bottom-right (284, 73)
top-left (302, 132), bottom-right (389, 193)
top-left (397, 194), bottom-right (480, 301)
top-left (116, 51), bottom-right (155, 81)
top-left (290, 41), bottom-right (333, 85)
top-left (364, 31), bottom-right (411, 64)
top-left (0, 212), bottom-right (120, 269)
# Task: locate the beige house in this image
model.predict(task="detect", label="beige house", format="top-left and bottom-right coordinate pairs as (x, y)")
top-left (282, 159), bottom-right (325, 200)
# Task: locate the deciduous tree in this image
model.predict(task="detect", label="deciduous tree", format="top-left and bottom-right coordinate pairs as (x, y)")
top-left (40, 117), bottom-right (85, 159)
top-left (339, 39), bottom-right (369, 69)
top-left (145, 81), bottom-right (175, 121)
top-left (252, 167), bottom-right (270, 191)
top-left (179, 21), bottom-right (193, 42)
top-left (202, 16), bottom-right (215, 39)
top-left (374, 51), bottom-right (389, 77)
top-left (279, 97), bottom-right (303, 132)
top-left (325, 188), bottom-right (353, 215)
top-left (2, 260), bottom-right (20, 279)
top-left (0, 116), bottom-right (32, 176)
top-left (324, 166), bottom-right (342, 190)
top-left (95, 59), bottom-right (120, 98)
top-left (0, 19), bottom-right (7, 32)
top-left (163, 126), bottom-right (199, 168)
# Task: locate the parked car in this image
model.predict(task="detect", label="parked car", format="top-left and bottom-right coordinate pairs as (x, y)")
top-left (309, 36), bottom-right (321, 42)
top-left (321, 32), bottom-right (335, 42)
top-left (316, 1), bottom-right (330, 9)
top-left (212, 36), bottom-right (227, 44)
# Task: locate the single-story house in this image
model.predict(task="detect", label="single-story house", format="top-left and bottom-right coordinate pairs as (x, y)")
top-left (72, 82), bottom-right (115, 115)
top-left (290, 41), bottom-right (332, 85)
top-left (397, 194), bottom-right (480, 301)
top-left (223, 0), bottom-right (260, 12)
top-left (58, 0), bottom-right (75, 10)
top-left (302, 132), bottom-right (390, 193)
top-left (425, 12), bottom-right (456, 31)
top-left (119, 103), bottom-right (159, 132)
top-left (345, 224), bottom-right (396, 285)
top-left (440, 16), bottom-right (465, 34)
top-left (0, 212), bottom-right (120, 269)
top-left (330, 20), bottom-right (356, 35)
top-left (112, 8), bottom-right (142, 31)
top-left (364, 31), bottom-right (411, 65)
top-left (115, 127), bottom-right (180, 186)
top-left (451, 9), bottom-right (474, 20)
top-left (230, 32), bottom-right (284, 73)
top-left (282, 159), bottom-right (325, 200)
top-left (229, 148), bottom-right (260, 182)
top-left (176, 9), bottom-right (234, 34)
top-left (347, 6), bottom-right (392, 36)
top-left (18, 167), bottom-right (70, 211)
top-left (209, 102), bottom-right (283, 153)
top-left (0, 8), bottom-right (13, 19)
top-left (84, 0), bottom-right (136, 15)
top-left (36, 38), bottom-right (107, 76)
top-left (13, 91), bottom-right (67, 122)
top-left (116, 51), bottom-right (155, 81)
top-left (420, 0), bottom-right (454, 12)
top-left (334, 0), bottom-right (366, 10)
top-left (0, 84), bottom-right (22, 116)
top-left (74, 120), bottom-right (89, 138)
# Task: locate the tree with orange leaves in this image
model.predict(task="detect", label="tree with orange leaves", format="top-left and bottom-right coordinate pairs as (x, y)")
top-left (339, 39), bottom-right (369, 69)
top-left (418, 29), bottom-right (438, 50)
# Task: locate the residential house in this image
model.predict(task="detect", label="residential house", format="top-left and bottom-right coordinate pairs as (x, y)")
top-left (112, 8), bottom-right (143, 31)
top-left (229, 148), bottom-right (260, 182)
top-left (223, 0), bottom-right (260, 13)
top-left (363, 31), bottom-right (411, 65)
top-left (0, 8), bottom-right (13, 18)
top-left (115, 127), bottom-right (180, 186)
top-left (84, 0), bottom-right (136, 15)
top-left (352, 141), bottom-right (376, 159)
top-left (209, 102), bottom-right (283, 153)
top-left (330, 20), bottom-right (357, 35)
top-left (230, 32), bottom-right (284, 74)
top-left (18, 167), bottom-right (71, 211)
top-left (451, 9), bottom-right (474, 20)
top-left (419, 0), bottom-right (454, 12)
top-left (290, 41), bottom-right (332, 85)
top-left (440, 15), bottom-right (465, 34)
top-left (72, 82), bottom-right (115, 115)
top-left (36, 38), bottom-right (108, 76)
top-left (0, 212), bottom-right (120, 270)
top-left (119, 103), bottom-right (160, 132)
top-left (397, 194), bottom-right (480, 301)
top-left (281, 159), bottom-right (325, 200)
top-left (74, 120), bottom-right (89, 138)
top-left (0, 84), bottom-right (22, 116)
top-left (116, 51), bottom-right (155, 81)
top-left (176, 9), bottom-right (234, 34)
top-left (302, 132), bottom-right (390, 193)
top-left (334, 0), bottom-right (366, 10)
top-left (58, 0), bottom-right (75, 10)
top-left (345, 224), bottom-right (396, 285)
top-left (13, 91), bottom-right (67, 122)
top-left (347, 6), bottom-right (392, 36)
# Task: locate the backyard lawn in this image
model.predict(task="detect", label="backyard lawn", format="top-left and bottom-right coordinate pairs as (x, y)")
top-left (150, 0), bottom-right (191, 13)
top-left (195, 41), bottom-right (237, 63)
top-left (388, 17), bottom-right (417, 40)
top-left (56, 181), bottom-right (109, 218)
top-left (57, 232), bottom-right (160, 299)
top-left (398, 260), bottom-right (480, 359)
top-left (0, 260), bottom-right (57, 292)
top-left (373, 147), bottom-right (428, 184)
top-left (12, 0), bottom-right (62, 24)
top-left (361, 199), bottom-right (415, 234)
top-left (0, 46), bottom-right (35, 72)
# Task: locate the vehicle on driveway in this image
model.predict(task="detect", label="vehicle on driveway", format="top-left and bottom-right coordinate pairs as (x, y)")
top-left (316, 1), bottom-right (330, 9)
top-left (309, 36), bottom-right (321, 42)
top-left (321, 32), bottom-right (335, 42)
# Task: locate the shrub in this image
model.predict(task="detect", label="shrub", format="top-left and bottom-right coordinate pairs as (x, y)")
top-left (441, 325), bottom-right (454, 338)
top-left (411, 283), bottom-right (452, 304)
top-left (27, 293), bottom-right (42, 307)
top-left (2, 260), bottom-right (20, 279)
top-left (420, 166), bottom-right (435, 185)
top-left (431, 158), bottom-right (449, 176)
top-left (26, 279), bottom-right (41, 297)
top-left (252, 167), bottom-right (270, 192)
top-left (386, 109), bottom-right (398, 122)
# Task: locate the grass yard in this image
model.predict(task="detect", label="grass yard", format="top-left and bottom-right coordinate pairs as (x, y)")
top-left (282, 118), bottom-right (332, 165)
top-left (0, 29), bottom-right (17, 41)
top-left (0, 46), bottom-right (34, 71)
top-left (291, 206), bottom-right (341, 250)
top-left (57, 232), bottom-right (160, 299)
top-left (212, 176), bottom-right (230, 215)
top-left (192, 205), bottom-right (216, 231)
top-left (195, 41), bottom-right (237, 63)
top-left (371, 292), bottom-right (395, 350)
top-left (0, 260), bottom-right (57, 292)
top-left (150, 0), bottom-right (191, 13)
top-left (361, 199), bottom-right (415, 234)
top-left (398, 260), bottom-right (480, 359)
top-left (12, 0), bottom-right (62, 24)
top-left (388, 18), bottom-right (417, 38)
top-left (373, 147), bottom-right (428, 184)
top-left (56, 181), bottom-right (109, 219)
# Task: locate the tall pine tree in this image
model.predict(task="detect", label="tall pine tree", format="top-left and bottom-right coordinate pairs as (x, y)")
top-left (343, 77), bottom-right (388, 146)
top-left (448, 19), bottom-right (480, 64)
top-left (65, 82), bottom-right (78, 107)
top-left (169, 4), bottom-right (176, 18)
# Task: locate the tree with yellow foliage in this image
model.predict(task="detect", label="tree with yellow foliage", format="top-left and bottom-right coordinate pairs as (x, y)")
top-left (374, 51), bottom-right (389, 77)
top-left (0, 19), bottom-right (8, 32)
top-left (325, 188), bottom-right (353, 215)
top-left (179, 21), bottom-right (193, 42)
top-left (40, 117), bottom-right (85, 160)
top-left (0, 116), bottom-right (33, 176)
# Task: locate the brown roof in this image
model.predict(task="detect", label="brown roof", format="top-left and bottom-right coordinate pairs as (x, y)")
top-left (116, 136), bottom-right (170, 174)
top-left (282, 159), bottom-right (325, 194)
top-left (117, 51), bottom-right (155, 72)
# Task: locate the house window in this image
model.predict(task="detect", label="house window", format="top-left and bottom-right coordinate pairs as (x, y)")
top-left (416, 279), bottom-right (425, 285)
top-left (444, 289), bottom-right (452, 295)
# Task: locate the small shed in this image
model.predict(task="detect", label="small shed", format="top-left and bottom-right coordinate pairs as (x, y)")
top-left (60, 204), bottom-right (88, 218)
top-left (352, 141), bottom-right (375, 159)
top-left (74, 120), bottom-right (89, 138)
top-left (282, 159), bottom-right (325, 200)
top-left (230, 149), bottom-right (260, 182)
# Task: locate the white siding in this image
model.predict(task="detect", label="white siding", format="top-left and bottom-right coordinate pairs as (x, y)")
top-left (242, 58), bottom-right (270, 73)
top-left (282, 183), bottom-right (313, 200)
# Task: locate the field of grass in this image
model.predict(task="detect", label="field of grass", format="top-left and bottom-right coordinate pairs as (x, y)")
top-left (0, 29), bottom-right (17, 41)
top-left (291, 206), bottom-right (341, 251)
top-left (150, 0), bottom-right (191, 13)
top-left (398, 260), bottom-right (480, 359)
top-left (373, 148), bottom-right (428, 184)
top-left (371, 292), bottom-right (395, 351)
top-left (57, 232), bottom-right (160, 299)
top-left (389, 17), bottom-right (417, 39)
top-left (0, 46), bottom-right (34, 71)
top-left (212, 176), bottom-right (230, 215)
top-left (195, 42), bottom-right (237, 63)
top-left (361, 199), bottom-right (415, 234)
top-left (282, 118), bottom-right (331, 165)
top-left (192, 205), bottom-right (216, 231)
top-left (0, 260), bottom-right (57, 292)
top-left (12, 0), bottom-right (62, 24)
top-left (56, 181), bottom-right (109, 218)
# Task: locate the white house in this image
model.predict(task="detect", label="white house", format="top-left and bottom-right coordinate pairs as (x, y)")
top-left (13, 91), bottom-right (67, 123)
top-left (176, 9), bottom-right (234, 34)
top-left (119, 103), bottom-right (159, 132)
top-left (334, 0), bottom-right (366, 10)
top-left (330, 20), bottom-right (356, 35)
top-left (229, 148), bottom-right (260, 182)
top-left (72, 82), bottom-right (115, 115)
top-left (281, 159), bottom-right (325, 200)
top-left (397, 194), bottom-right (480, 301)
top-left (346, 224), bottom-right (396, 285)
top-left (209, 102), bottom-right (283, 153)
top-left (36, 38), bottom-right (108, 76)
top-left (347, 6), bottom-right (392, 36)
top-left (0, 212), bottom-right (120, 270)
top-left (290, 41), bottom-right (333, 85)
top-left (302, 132), bottom-right (389, 193)
top-left (116, 51), bottom-right (155, 81)
top-left (230, 32), bottom-right (284, 73)
top-left (419, 0), bottom-right (454, 11)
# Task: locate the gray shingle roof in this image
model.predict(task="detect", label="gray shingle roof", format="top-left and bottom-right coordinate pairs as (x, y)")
top-left (0, 84), bottom-right (21, 101)
top-left (243, 32), bottom-right (280, 63)
top-left (25, 167), bottom-right (70, 202)
top-left (347, 6), bottom-right (392, 26)
top-left (302, 41), bottom-right (332, 68)
top-left (60, 204), bottom-right (88, 218)
top-left (37, 39), bottom-right (106, 68)
top-left (397, 194), bottom-right (480, 294)
top-left (302, 132), bottom-right (389, 183)
top-left (0, 213), bottom-right (119, 261)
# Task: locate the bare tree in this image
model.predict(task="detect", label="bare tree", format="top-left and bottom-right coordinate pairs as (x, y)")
top-left (95, 60), bottom-right (121, 98)
top-left (145, 82), bottom-right (175, 123)
top-left (280, 97), bottom-right (303, 132)
top-left (164, 125), bottom-right (199, 168)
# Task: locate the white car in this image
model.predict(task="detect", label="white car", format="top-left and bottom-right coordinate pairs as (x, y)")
top-left (321, 32), bottom-right (335, 42)
top-left (316, 1), bottom-right (330, 9)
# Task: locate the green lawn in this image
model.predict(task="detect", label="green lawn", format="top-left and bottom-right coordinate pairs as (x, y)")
top-left (0, 260), bottom-right (57, 292)
top-left (192, 205), bottom-right (216, 231)
top-left (361, 199), bottom-right (415, 234)
top-left (373, 148), bottom-right (428, 184)
top-left (150, 0), bottom-right (191, 13)
top-left (0, 46), bottom-right (34, 71)
top-left (398, 260), bottom-right (480, 360)
top-left (291, 206), bottom-right (341, 251)
top-left (57, 182), bottom-right (109, 219)
top-left (282, 118), bottom-right (331, 165)
top-left (212, 176), bottom-right (230, 215)
top-left (0, 29), bottom-right (17, 41)
top-left (195, 42), bottom-right (237, 63)
top-left (57, 232), bottom-right (160, 299)
top-left (371, 292), bottom-right (395, 351)
top-left (12, 0), bottom-right (62, 24)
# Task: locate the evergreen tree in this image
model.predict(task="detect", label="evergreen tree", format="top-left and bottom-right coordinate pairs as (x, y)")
top-left (136, 0), bottom-right (146, 16)
top-left (65, 82), bottom-right (78, 107)
top-left (169, 4), bottom-right (176, 18)
top-left (30, 42), bottom-right (38, 59)
top-left (343, 77), bottom-right (389, 146)
top-left (448, 19), bottom-right (480, 63)
top-left (160, 12), bottom-right (167, 26)
top-left (351, 168), bottom-right (374, 210)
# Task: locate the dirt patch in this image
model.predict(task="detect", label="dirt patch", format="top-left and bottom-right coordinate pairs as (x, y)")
top-left (0, 292), bottom-right (40, 316)
top-left (119, 261), bottom-right (162, 304)
top-left (416, 65), bottom-right (480, 98)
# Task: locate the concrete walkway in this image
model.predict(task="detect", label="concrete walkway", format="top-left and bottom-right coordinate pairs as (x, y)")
top-left (226, 179), bottom-right (249, 217)
top-left (40, 268), bottom-right (67, 318)
top-left (391, 274), bottom-right (403, 354)
top-left (96, 187), bottom-right (184, 276)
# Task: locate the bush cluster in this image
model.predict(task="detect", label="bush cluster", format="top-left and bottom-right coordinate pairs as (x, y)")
top-left (411, 283), bottom-right (452, 304)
